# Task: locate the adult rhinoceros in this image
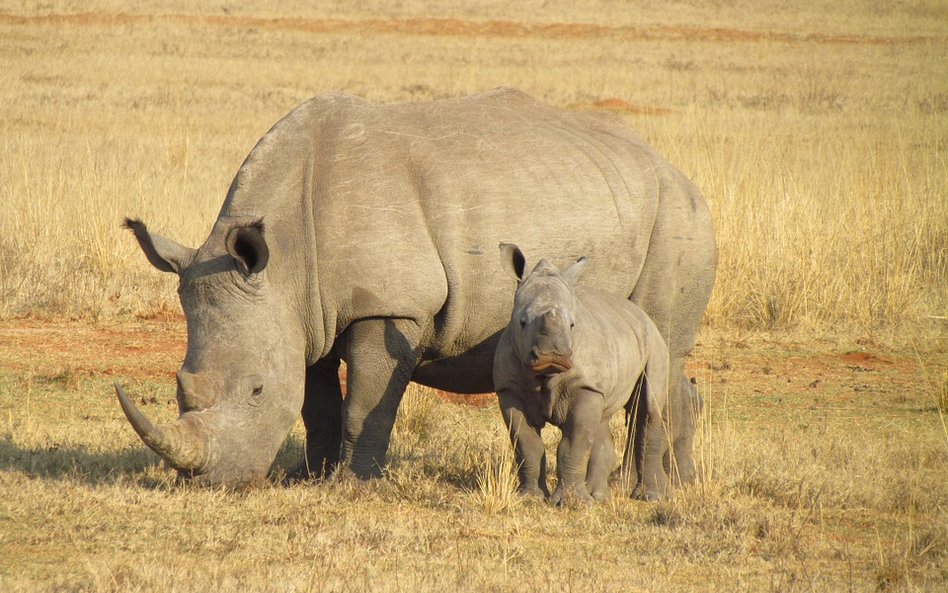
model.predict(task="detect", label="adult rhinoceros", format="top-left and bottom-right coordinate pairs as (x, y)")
top-left (117, 87), bottom-right (716, 487)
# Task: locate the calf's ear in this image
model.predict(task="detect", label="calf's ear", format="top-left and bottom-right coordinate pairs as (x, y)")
top-left (226, 220), bottom-right (269, 276)
top-left (561, 256), bottom-right (588, 286)
top-left (498, 243), bottom-right (527, 282)
top-left (123, 218), bottom-right (196, 275)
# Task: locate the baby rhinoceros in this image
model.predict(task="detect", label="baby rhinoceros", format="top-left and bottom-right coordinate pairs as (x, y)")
top-left (493, 244), bottom-right (672, 505)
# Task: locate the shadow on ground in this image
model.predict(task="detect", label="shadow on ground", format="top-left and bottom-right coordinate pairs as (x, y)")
top-left (0, 433), bottom-right (308, 488)
top-left (0, 433), bottom-right (158, 483)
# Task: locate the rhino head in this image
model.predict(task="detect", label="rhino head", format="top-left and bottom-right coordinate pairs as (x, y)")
top-left (499, 243), bottom-right (588, 376)
top-left (117, 217), bottom-right (307, 487)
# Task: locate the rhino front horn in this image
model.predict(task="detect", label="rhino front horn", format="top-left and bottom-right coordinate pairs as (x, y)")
top-left (115, 383), bottom-right (210, 472)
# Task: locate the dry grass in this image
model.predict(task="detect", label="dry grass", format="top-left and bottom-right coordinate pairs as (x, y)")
top-left (1, 1), bottom-right (947, 592)
top-left (0, 322), bottom-right (946, 592)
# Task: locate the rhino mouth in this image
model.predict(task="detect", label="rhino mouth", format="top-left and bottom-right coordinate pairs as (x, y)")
top-left (530, 355), bottom-right (573, 374)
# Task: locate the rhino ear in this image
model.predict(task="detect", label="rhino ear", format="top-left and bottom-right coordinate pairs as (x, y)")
top-left (124, 218), bottom-right (196, 275)
top-left (226, 220), bottom-right (269, 276)
top-left (561, 256), bottom-right (588, 286)
top-left (499, 243), bottom-right (527, 282)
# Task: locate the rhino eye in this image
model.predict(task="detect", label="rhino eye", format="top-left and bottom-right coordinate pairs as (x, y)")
top-left (252, 384), bottom-right (263, 397)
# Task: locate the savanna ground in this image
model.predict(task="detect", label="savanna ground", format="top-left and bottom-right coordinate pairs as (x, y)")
top-left (0, 1), bottom-right (946, 591)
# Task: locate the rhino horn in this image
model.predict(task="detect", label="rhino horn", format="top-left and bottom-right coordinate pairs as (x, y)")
top-left (115, 383), bottom-right (210, 472)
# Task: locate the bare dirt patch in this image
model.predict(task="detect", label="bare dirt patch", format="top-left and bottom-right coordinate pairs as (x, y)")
top-left (0, 319), bottom-right (186, 382)
top-left (569, 97), bottom-right (674, 116)
top-left (0, 11), bottom-right (934, 46)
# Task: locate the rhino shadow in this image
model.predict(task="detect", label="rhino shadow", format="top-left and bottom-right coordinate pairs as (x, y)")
top-left (0, 433), bottom-right (305, 488)
top-left (0, 433), bottom-right (159, 485)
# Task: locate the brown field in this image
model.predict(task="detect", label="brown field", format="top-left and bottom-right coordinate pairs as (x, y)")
top-left (0, 1), bottom-right (946, 592)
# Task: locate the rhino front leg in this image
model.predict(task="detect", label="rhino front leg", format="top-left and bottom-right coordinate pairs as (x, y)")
top-left (550, 391), bottom-right (602, 506)
top-left (340, 318), bottom-right (421, 479)
top-left (585, 418), bottom-right (616, 501)
top-left (289, 355), bottom-right (343, 480)
top-left (497, 390), bottom-right (549, 499)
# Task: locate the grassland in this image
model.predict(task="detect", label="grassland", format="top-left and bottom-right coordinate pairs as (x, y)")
top-left (0, 1), bottom-right (946, 592)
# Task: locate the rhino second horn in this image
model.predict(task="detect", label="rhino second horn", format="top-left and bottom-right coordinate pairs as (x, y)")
top-left (115, 383), bottom-right (209, 472)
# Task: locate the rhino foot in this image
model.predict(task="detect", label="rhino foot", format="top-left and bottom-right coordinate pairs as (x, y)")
top-left (589, 485), bottom-right (612, 502)
top-left (632, 484), bottom-right (664, 502)
top-left (549, 485), bottom-right (595, 508)
top-left (283, 463), bottom-right (318, 485)
top-left (518, 485), bottom-right (548, 499)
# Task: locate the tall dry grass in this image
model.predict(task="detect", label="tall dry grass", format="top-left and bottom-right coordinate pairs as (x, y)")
top-left (0, 1), bottom-right (944, 338)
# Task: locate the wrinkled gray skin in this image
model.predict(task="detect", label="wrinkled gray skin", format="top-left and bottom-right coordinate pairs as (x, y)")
top-left (117, 87), bottom-right (716, 487)
top-left (493, 245), bottom-right (672, 504)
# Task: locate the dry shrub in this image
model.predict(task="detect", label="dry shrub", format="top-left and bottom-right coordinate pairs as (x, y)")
top-left (472, 440), bottom-right (521, 514)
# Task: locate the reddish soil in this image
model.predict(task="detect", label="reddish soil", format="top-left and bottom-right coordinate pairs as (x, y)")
top-left (0, 11), bottom-right (932, 47)
top-left (569, 98), bottom-right (674, 116)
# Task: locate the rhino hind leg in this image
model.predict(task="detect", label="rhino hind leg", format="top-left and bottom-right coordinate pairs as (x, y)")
top-left (619, 375), bottom-right (646, 492)
top-left (634, 413), bottom-right (669, 501)
top-left (669, 375), bottom-right (700, 487)
top-left (585, 418), bottom-right (616, 501)
top-left (628, 178), bottom-right (715, 491)
top-left (621, 372), bottom-right (670, 501)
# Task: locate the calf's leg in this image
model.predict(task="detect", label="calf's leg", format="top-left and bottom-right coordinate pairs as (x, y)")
top-left (585, 418), bottom-right (616, 501)
top-left (498, 390), bottom-right (549, 498)
top-left (550, 391), bottom-right (602, 506)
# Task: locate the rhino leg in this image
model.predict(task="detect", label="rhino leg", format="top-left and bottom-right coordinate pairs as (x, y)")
top-left (669, 376), bottom-right (700, 486)
top-left (287, 355), bottom-right (343, 481)
top-left (497, 390), bottom-right (549, 498)
top-left (634, 412), bottom-right (669, 501)
top-left (620, 377), bottom-right (646, 492)
top-left (628, 169), bottom-right (715, 489)
top-left (585, 418), bottom-right (616, 502)
top-left (549, 390), bottom-right (601, 506)
top-left (633, 341), bottom-right (672, 501)
top-left (340, 318), bottom-right (421, 479)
